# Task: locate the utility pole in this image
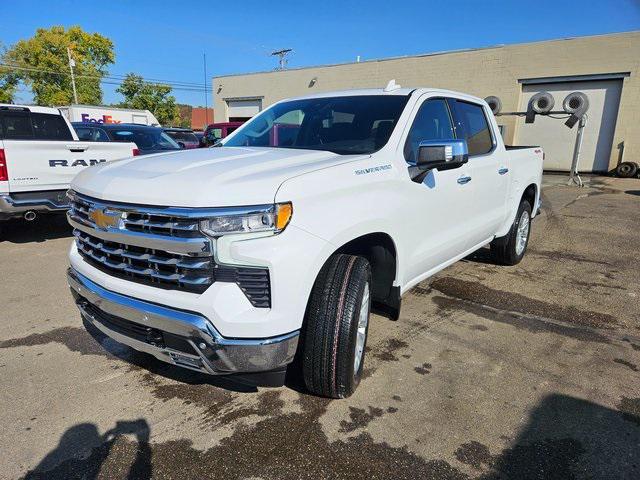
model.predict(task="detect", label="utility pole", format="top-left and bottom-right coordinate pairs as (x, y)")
top-left (203, 52), bottom-right (209, 126)
top-left (271, 48), bottom-right (293, 70)
top-left (67, 47), bottom-right (78, 104)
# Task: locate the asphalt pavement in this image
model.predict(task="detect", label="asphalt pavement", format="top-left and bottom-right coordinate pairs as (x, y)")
top-left (0, 174), bottom-right (639, 479)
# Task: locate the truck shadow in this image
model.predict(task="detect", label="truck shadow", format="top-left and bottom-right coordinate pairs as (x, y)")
top-left (0, 214), bottom-right (73, 244)
top-left (461, 246), bottom-right (496, 265)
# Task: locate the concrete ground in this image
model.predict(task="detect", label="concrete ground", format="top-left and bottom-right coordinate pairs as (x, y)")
top-left (0, 174), bottom-right (639, 480)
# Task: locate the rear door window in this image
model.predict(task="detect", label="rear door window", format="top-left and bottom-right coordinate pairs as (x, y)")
top-left (75, 127), bottom-right (94, 141)
top-left (31, 113), bottom-right (73, 140)
top-left (449, 100), bottom-right (493, 156)
top-left (95, 129), bottom-right (110, 142)
top-left (1, 112), bottom-right (34, 139)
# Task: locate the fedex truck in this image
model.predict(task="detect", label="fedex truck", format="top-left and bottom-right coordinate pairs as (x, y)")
top-left (59, 105), bottom-right (160, 127)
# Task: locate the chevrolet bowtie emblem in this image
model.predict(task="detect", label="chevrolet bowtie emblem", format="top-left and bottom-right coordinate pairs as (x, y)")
top-left (88, 208), bottom-right (121, 230)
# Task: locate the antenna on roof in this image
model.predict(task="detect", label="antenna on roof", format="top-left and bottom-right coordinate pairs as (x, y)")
top-left (384, 79), bottom-right (401, 92)
top-left (271, 48), bottom-right (293, 70)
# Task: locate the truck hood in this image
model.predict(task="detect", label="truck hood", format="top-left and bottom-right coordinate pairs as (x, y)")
top-left (71, 146), bottom-right (362, 207)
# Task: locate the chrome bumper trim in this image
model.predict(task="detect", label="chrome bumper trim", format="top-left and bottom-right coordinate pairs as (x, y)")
top-left (67, 268), bottom-right (298, 374)
top-left (0, 193), bottom-right (69, 214)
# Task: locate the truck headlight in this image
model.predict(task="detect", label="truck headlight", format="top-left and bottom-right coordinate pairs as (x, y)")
top-left (199, 202), bottom-right (292, 236)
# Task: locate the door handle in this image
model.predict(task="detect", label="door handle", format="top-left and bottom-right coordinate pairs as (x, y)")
top-left (457, 175), bottom-right (472, 185)
top-left (67, 144), bottom-right (88, 152)
top-left (498, 167), bottom-right (509, 175)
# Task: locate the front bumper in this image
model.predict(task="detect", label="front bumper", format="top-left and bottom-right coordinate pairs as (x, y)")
top-left (67, 267), bottom-right (299, 375)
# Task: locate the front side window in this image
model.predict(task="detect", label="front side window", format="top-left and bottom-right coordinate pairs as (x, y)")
top-left (403, 98), bottom-right (455, 164)
top-left (31, 113), bottom-right (73, 140)
top-left (450, 100), bottom-right (493, 156)
top-left (224, 95), bottom-right (410, 155)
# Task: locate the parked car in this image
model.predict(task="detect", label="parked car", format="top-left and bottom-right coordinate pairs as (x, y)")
top-left (66, 85), bottom-right (543, 398)
top-left (72, 123), bottom-right (180, 155)
top-left (163, 128), bottom-right (200, 149)
top-left (202, 121), bottom-right (244, 146)
top-left (0, 104), bottom-right (137, 223)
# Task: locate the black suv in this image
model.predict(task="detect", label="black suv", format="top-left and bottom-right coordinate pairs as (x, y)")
top-left (72, 123), bottom-right (181, 155)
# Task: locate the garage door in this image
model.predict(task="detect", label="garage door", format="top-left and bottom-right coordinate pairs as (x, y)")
top-left (226, 99), bottom-right (262, 121)
top-left (515, 79), bottom-right (622, 173)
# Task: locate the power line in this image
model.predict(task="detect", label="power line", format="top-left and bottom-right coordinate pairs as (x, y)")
top-left (0, 63), bottom-right (212, 91)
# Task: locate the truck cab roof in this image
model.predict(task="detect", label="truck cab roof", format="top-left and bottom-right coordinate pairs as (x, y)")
top-left (0, 104), bottom-right (62, 115)
top-left (284, 86), bottom-right (488, 107)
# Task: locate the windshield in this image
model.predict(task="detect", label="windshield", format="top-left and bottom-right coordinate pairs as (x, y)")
top-left (108, 128), bottom-right (180, 150)
top-left (223, 95), bottom-right (409, 155)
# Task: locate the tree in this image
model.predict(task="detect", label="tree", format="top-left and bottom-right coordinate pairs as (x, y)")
top-left (117, 74), bottom-right (179, 125)
top-left (176, 104), bottom-right (193, 129)
top-left (0, 43), bottom-right (18, 103)
top-left (0, 67), bottom-right (19, 103)
top-left (1, 26), bottom-right (114, 106)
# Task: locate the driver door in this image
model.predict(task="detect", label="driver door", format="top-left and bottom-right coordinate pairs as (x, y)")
top-left (399, 97), bottom-right (475, 284)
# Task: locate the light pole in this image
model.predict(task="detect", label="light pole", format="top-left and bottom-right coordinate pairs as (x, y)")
top-left (203, 52), bottom-right (209, 127)
top-left (67, 47), bottom-right (78, 104)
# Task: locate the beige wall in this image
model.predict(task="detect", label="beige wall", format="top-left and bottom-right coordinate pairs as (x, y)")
top-left (213, 32), bottom-right (640, 170)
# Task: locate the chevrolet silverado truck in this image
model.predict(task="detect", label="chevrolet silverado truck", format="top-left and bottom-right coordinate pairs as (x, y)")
top-left (66, 84), bottom-right (543, 398)
top-left (0, 104), bottom-right (137, 223)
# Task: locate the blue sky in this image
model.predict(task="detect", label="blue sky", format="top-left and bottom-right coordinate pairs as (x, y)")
top-left (2, 0), bottom-right (639, 106)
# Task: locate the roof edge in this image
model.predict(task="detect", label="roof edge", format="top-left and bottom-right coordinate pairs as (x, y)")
top-left (213, 30), bottom-right (640, 80)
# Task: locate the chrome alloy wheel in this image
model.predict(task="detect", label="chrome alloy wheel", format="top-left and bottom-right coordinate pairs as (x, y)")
top-left (354, 282), bottom-right (370, 374)
top-left (515, 210), bottom-right (530, 256)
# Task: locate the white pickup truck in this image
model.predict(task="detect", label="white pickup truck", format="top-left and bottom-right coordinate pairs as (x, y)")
top-left (0, 104), bottom-right (137, 222)
top-left (66, 85), bottom-right (543, 398)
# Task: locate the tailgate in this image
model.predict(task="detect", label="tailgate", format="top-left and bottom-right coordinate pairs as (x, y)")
top-left (3, 140), bottom-right (136, 192)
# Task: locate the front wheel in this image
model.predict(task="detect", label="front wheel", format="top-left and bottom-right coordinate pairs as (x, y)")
top-left (491, 199), bottom-right (532, 266)
top-left (302, 254), bottom-right (372, 398)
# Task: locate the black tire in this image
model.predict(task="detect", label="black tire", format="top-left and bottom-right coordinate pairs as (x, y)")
top-left (616, 162), bottom-right (638, 179)
top-left (491, 200), bottom-right (533, 266)
top-left (302, 254), bottom-right (372, 399)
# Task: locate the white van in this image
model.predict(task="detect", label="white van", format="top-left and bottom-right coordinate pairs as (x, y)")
top-left (59, 105), bottom-right (160, 127)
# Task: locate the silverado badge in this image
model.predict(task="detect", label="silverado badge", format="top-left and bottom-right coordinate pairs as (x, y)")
top-left (88, 208), bottom-right (122, 230)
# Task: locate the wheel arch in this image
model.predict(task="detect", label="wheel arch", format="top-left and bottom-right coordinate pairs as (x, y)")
top-left (307, 231), bottom-right (401, 320)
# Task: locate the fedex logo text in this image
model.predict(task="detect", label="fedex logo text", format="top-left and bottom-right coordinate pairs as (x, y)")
top-left (80, 114), bottom-right (122, 124)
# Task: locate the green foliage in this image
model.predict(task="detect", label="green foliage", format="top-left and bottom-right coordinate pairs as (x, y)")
top-left (116, 73), bottom-right (179, 125)
top-left (176, 104), bottom-right (193, 128)
top-left (0, 69), bottom-right (19, 103)
top-left (1, 25), bottom-right (114, 106)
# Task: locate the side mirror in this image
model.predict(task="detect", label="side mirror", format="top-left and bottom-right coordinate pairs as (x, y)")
top-left (409, 140), bottom-right (468, 183)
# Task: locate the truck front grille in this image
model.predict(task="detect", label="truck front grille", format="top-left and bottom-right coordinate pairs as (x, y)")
top-left (67, 191), bottom-right (271, 306)
top-left (74, 229), bottom-right (213, 293)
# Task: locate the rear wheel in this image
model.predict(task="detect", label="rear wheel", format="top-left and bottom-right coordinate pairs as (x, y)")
top-left (302, 254), bottom-right (372, 398)
top-left (491, 199), bottom-right (532, 266)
